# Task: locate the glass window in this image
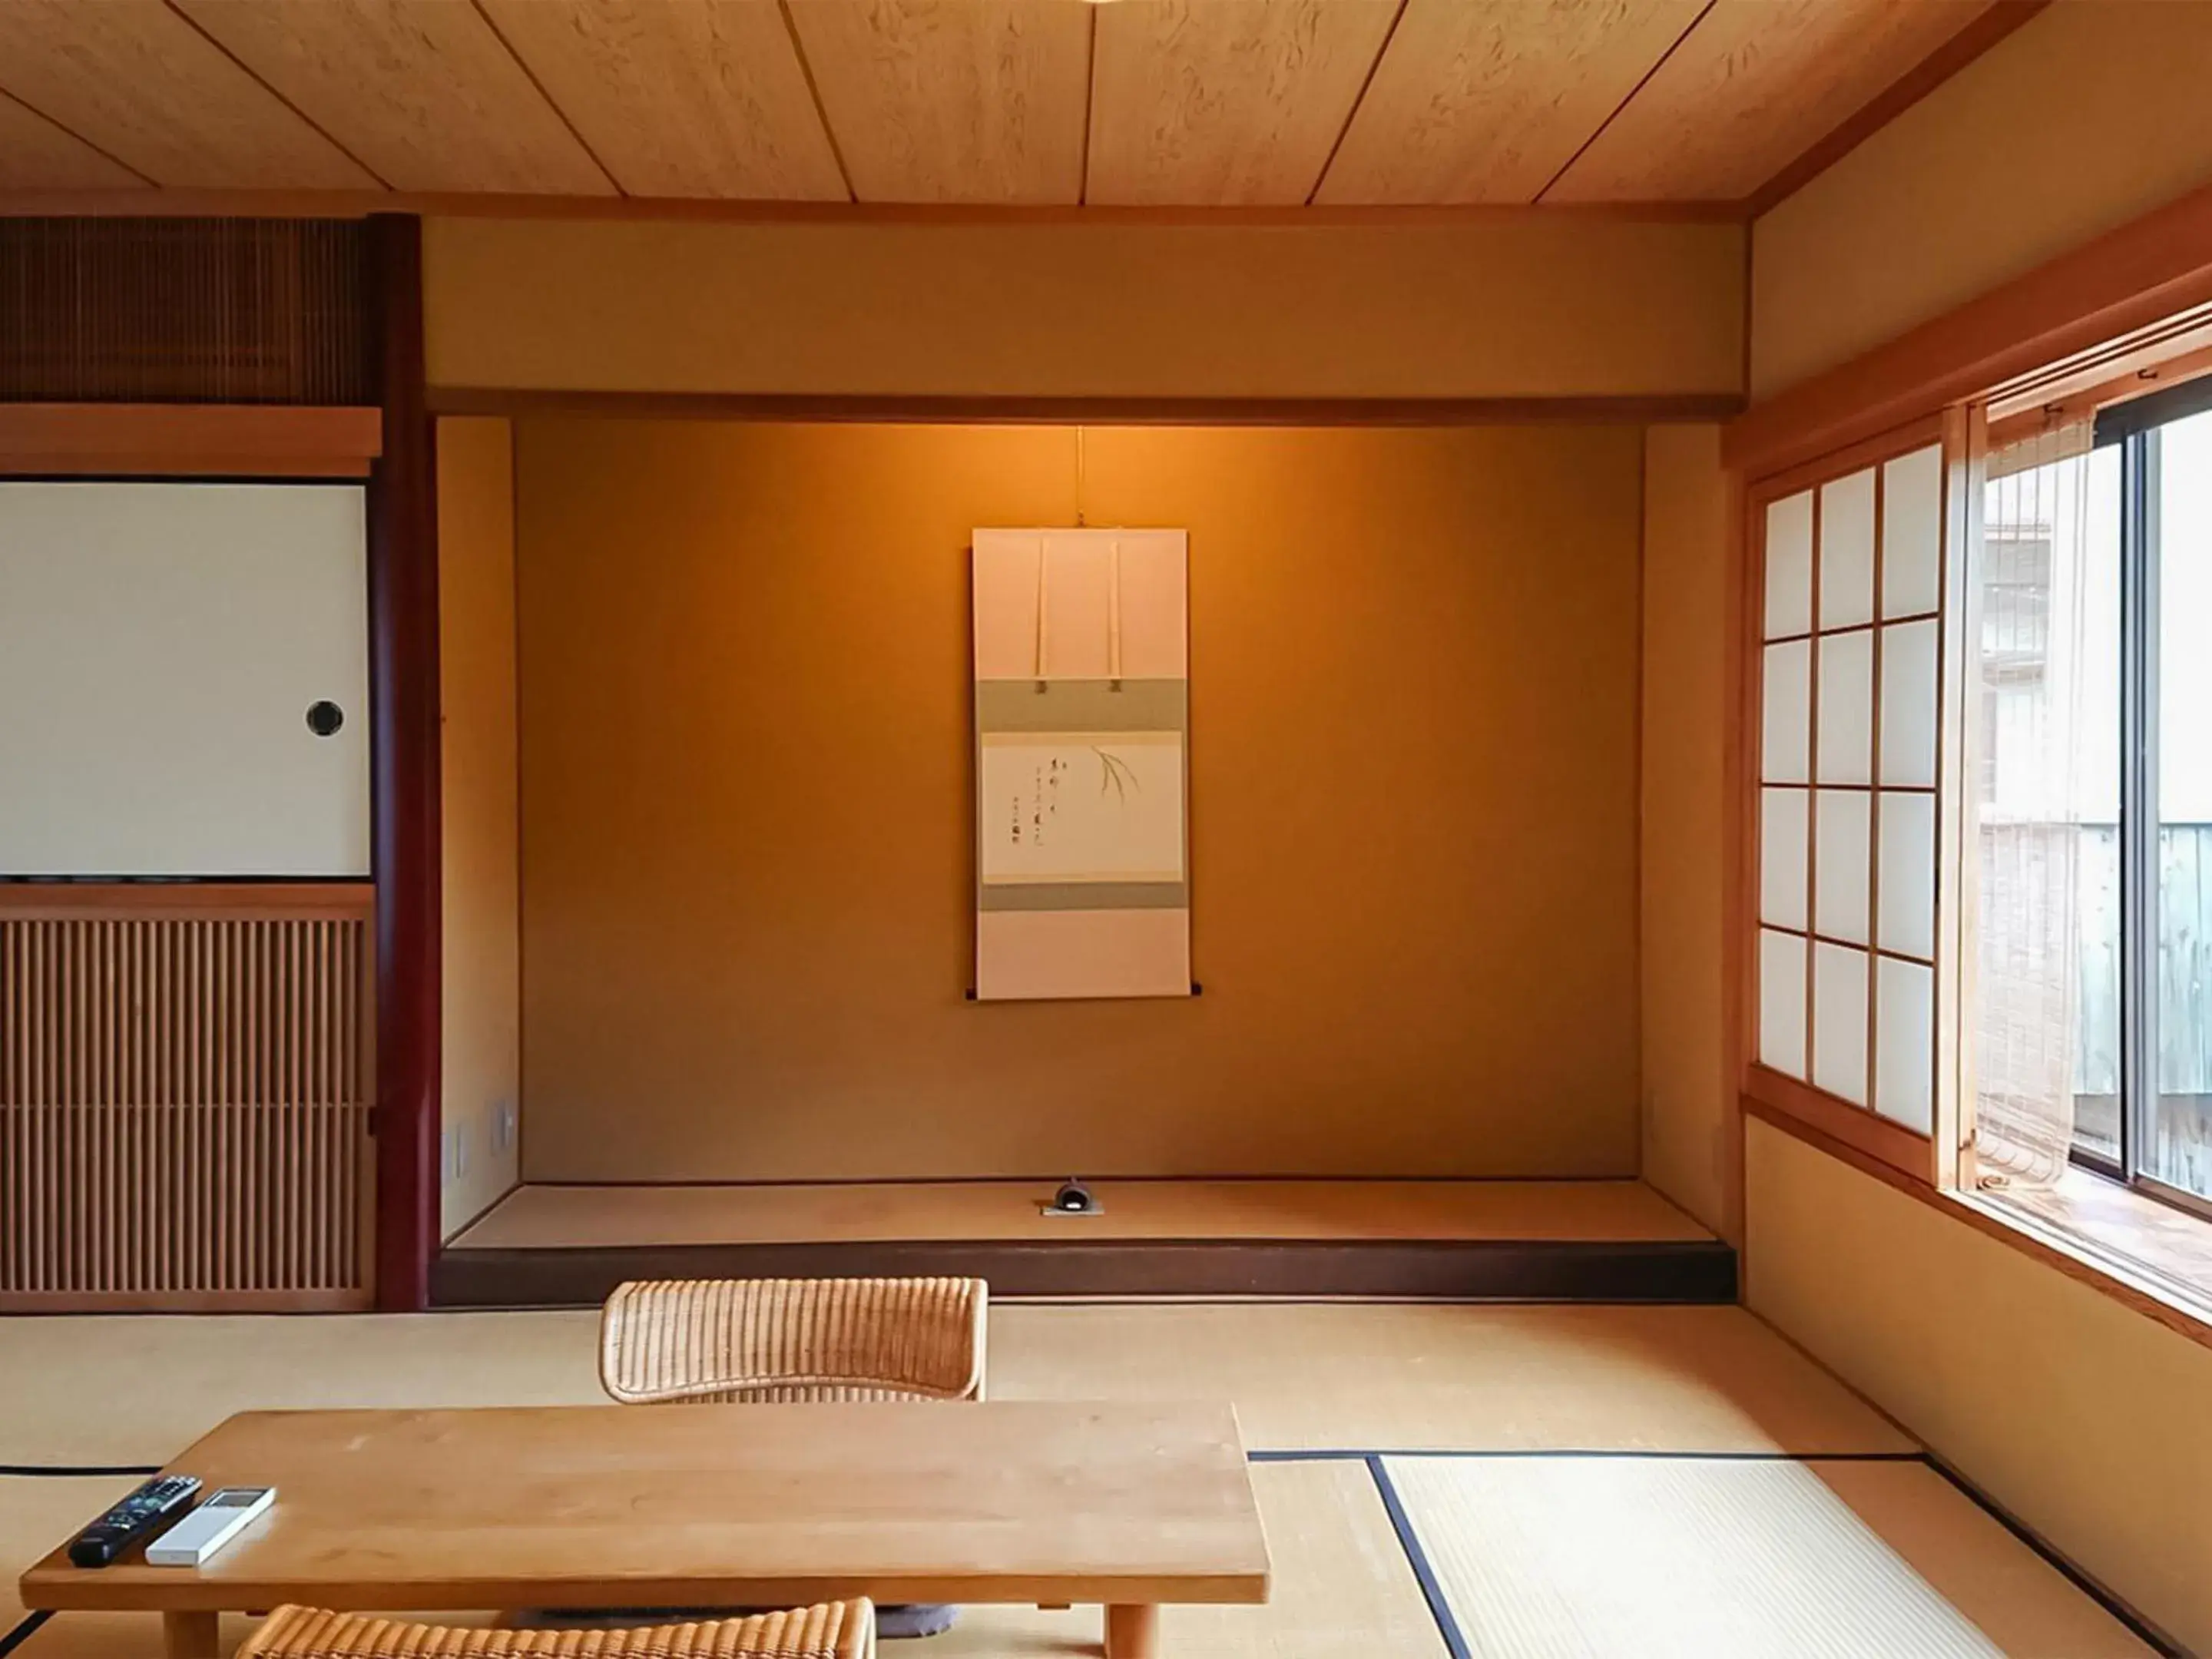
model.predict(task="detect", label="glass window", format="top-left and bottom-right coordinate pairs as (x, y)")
top-left (1972, 392), bottom-right (2212, 1215)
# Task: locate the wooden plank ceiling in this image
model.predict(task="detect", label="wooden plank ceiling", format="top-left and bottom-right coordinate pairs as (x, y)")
top-left (0, 0), bottom-right (2017, 209)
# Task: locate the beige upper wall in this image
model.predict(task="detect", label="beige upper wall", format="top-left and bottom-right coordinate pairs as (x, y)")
top-left (436, 416), bottom-right (522, 1238)
top-left (515, 419), bottom-right (1644, 1183)
top-left (1747, 1118), bottom-right (2212, 1654)
top-left (1750, 0), bottom-right (2212, 399)
top-left (425, 216), bottom-right (1744, 401)
top-left (1638, 425), bottom-right (1732, 1237)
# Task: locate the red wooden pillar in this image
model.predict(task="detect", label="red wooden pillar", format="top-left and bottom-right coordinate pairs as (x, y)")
top-left (366, 214), bottom-right (442, 1310)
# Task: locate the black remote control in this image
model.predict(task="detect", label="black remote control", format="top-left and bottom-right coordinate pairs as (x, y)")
top-left (68, 1475), bottom-right (201, 1568)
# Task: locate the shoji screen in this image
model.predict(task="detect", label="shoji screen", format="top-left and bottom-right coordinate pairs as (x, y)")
top-left (1755, 436), bottom-right (1948, 1139)
top-left (0, 482), bottom-right (369, 877)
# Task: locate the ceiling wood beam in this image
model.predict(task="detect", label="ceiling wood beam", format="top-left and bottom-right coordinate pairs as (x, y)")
top-left (427, 386), bottom-right (1746, 426)
top-left (0, 190), bottom-right (1751, 227)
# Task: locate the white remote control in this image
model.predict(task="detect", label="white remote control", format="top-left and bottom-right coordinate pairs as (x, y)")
top-left (146, 1487), bottom-right (274, 1567)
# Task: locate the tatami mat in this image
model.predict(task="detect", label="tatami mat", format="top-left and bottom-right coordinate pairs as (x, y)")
top-left (1383, 1455), bottom-right (2153, 1658)
top-left (920, 1460), bottom-right (1449, 1659)
top-left (0, 1303), bottom-right (1907, 1468)
top-left (0, 1305), bottom-right (2157, 1658)
top-left (0, 1310), bottom-right (604, 1466)
top-left (4, 1456), bottom-right (2154, 1658)
top-left (987, 1303), bottom-right (1914, 1455)
top-left (452, 1180), bottom-right (1714, 1250)
top-left (0, 1464), bottom-right (1431, 1659)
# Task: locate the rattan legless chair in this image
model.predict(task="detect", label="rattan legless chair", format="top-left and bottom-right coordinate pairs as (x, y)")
top-left (598, 1277), bottom-right (988, 1406)
top-left (598, 1277), bottom-right (986, 1641)
top-left (239, 1600), bottom-right (876, 1657)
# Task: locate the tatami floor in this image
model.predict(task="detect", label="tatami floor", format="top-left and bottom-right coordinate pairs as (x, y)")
top-left (0, 1303), bottom-right (2153, 1657)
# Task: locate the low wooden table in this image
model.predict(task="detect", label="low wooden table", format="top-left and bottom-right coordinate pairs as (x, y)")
top-left (19, 1399), bottom-right (1269, 1658)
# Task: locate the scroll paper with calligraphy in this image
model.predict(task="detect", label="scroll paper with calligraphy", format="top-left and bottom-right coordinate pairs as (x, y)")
top-left (972, 528), bottom-right (1190, 1000)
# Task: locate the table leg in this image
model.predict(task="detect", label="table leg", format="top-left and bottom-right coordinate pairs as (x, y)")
top-left (1104, 1604), bottom-right (1160, 1658)
top-left (163, 1611), bottom-right (220, 1659)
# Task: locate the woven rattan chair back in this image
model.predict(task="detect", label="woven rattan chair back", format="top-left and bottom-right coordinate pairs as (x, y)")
top-left (599, 1277), bottom-right (988, 1406)
top-left (238, 1599), bottom-right (876, 1657)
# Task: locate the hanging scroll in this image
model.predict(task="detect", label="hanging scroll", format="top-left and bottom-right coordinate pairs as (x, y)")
top-left (972, 528), bottom-right (1190, 1001)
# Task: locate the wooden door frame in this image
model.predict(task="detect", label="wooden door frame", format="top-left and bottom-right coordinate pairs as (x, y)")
top-left (366, 213), bottom-right (443, 1312)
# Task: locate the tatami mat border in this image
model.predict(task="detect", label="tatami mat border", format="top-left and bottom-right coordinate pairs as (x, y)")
top-left (1246, 1448), bottom-right (1927, 1463)
top-left (1366, 1455), bottom-right (1472, 1659)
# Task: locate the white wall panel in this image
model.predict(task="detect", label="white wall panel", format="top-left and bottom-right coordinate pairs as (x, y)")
top-left (0, 483), bottom-right (369, 877)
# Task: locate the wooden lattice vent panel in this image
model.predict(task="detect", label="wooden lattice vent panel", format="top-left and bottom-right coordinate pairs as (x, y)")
top-left (0, 218), bottom-right (370, 405)
top-left (0, 890), bottom-right (374, 1310)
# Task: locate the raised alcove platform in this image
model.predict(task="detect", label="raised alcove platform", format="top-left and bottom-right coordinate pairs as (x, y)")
top-left (434, 1179), bottom-right (1734, 1309)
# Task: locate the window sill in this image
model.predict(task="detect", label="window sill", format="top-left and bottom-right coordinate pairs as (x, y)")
top-left (1743, 1095), bottom-right (2212, 1352)
top-left (1969, 1168), bottom-right (2212, 1338)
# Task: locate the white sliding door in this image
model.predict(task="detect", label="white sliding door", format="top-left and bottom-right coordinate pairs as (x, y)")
top-left (0, 482), bottom-right (371, 877)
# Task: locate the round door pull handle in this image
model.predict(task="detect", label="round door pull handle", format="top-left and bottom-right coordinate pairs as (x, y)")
top-left (305, 700), bottom-right (345, 737)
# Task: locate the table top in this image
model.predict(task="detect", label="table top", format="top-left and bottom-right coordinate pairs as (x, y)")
top-left (20, 1400), bottom-right (1270, 1614)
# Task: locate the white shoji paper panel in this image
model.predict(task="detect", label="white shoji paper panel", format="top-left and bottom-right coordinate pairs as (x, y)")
top-left (1814, 790), bottom-right (1871, 945)
top-left (1766, 490), bottom-right (1813, 639)
top-left (1883, 445), bottom-right (1943, 618)
top-left (1877, 791), bottom-right (1936, 960)
top-left (1879, 618), bottom-right (1939, 787)
top-left (1812, 941), bottom-right (1869, 1106)
top-left (1819, 469), bottom-right (1876, 631)
top-left (1763, 639), bottom-right (1810, 784)
top-left (1816, 631), bottom-right (1873, 786)
top-left (1760, 787), bottom-right (1808, 931)
top-left (1876, 955), bottom-right (1936, 1132)
top-left (1760, 929), bottom-right (1808, 1078)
